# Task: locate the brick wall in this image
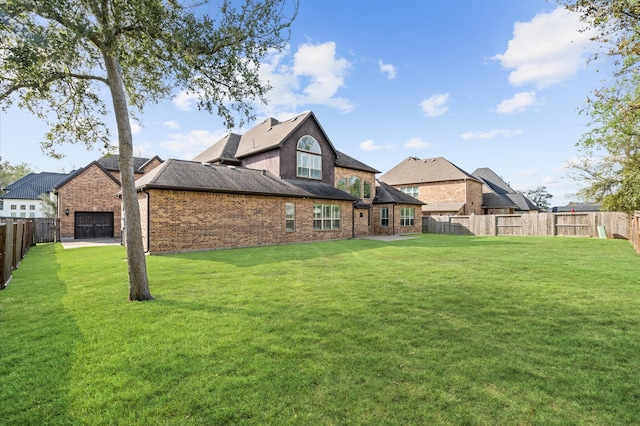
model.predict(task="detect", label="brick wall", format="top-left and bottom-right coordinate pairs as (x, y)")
top-left (353, 206), bottom-right (370, 237)
top-left (405, 179), bottom-right (484, 216)
top-left (57, 164), bottom-right (122, 239)
top-left (415, 180), bottom-right (465, 204)
top-left (465, 180), bottom-right (484, 215)
top-left (370, 204), bottom-right (422, 235)
top-left (334, 167), bottom-right (376, 203)
top-left (143, 189), bottom-right (355, 254)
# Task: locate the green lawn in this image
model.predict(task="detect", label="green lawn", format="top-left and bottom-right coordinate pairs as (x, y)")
top-left (2, 234), bottom-right (640, 425)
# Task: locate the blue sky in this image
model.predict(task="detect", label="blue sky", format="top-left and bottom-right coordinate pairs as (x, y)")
top-left (0, 1), bottom-right (607, 206)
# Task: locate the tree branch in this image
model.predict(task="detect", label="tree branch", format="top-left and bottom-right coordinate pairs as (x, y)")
top-left (0, 71), bottom-right (108, 101)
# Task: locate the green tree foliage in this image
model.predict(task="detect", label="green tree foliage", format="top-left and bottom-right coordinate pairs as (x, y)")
top-left (524, 186), bottom-right (553, 210)
top-left (559, 0), bottom-right (640, 212)
top-left (0, 156), bottom-right (32, 194)
top-left (0, 0), bottom-right (297, 300)
top-left (38, 193), bottom-right (56, 218)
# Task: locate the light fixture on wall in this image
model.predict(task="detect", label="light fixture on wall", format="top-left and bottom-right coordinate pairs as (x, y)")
top-left (65, 208), bottom-right (69, 216)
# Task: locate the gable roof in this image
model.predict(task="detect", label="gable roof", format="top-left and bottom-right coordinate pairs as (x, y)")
top-left (237, 111), bottom-right (336, 159)
top-left (54, 155), bottom-right (162, 191)
top-left (379, 156), bottom-right (481, 185)
top-left (1, 172), bottom-right (70, 200)
top-left (135, 159), bottom-right (358, 201)
top-left (373, 180), bottom-right (425, 205)
top-left (54, 161), bottom-right (120, 191)
top-left (471, 167), bottom-right (540, 212)
top-left (194, 111), bottom-right (334, 163)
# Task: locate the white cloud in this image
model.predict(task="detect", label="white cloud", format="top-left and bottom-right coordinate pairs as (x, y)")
top-left (259, 42), bottom-right (354, 115)
top-left (460, 129), bottom-right (523, 140)
top-left (359, 139), bottom-right (395, 151)
top-left (494, 7), bottom-right (597, 88)
top-left (420, 93), bottom-right (450, 117)
top-left (171, 41), bottom-right (354, 117)
top-left (378, 59), bottom-right (397, 79)
top-left (159, 129), bottom-right (227, 160)
top-left (359, 139), bottom-right (382, 151)
top-left (404, 137), bottom-right (432, 150)
top-left (172, 91), bottom-right (200, 111)
top-left (163, 120), bottom-right (180, 130)
top-left (496, 91), bottom-right (539, 114)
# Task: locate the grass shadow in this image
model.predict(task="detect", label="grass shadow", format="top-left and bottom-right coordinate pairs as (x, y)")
top-left (0, 243), bottom-right (83, 424)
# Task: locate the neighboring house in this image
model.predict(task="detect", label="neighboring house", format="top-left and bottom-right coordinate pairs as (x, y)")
top-left (55, 155), bottom-right (162, 240)
top-left (379, 156), bottom-right (483, 217)
top-left (134, 111), bottom-right (423, 254)
top-left (0, 172), bottom-right (70, 218)
top-left (472, 168), bottom-right (541, 214)
top-left (552, 202), bottom-right (601, 213)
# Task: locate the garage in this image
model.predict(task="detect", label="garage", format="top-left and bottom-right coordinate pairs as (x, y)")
top-left (74, 212), bottom-right (114, 239)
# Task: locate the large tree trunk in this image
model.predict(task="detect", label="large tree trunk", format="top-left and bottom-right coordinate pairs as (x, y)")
top-left (103, 54), bottom-right (153, 301)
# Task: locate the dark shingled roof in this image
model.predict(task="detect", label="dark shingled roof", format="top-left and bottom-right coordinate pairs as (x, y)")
top-left (135, 159), bottom-right (359, 201)
top-left (284, 179), bottom-right (359, 201)
top-left (335, 151), bottom-right (380, 174)
top-left (4, 173), bottom-right (37, 191)
top-left (373, 180), bottom-right (425, 205)
top-left (97, 155), bottom-right (158, 173)
top-left (192, 133), bottom-right (242, 164)
top-left (2, 172), bottom-right (71, 200)
top-left (481, 192), bottom-right (518, 209)
top-left (472, 167), bottom-right (539, 212)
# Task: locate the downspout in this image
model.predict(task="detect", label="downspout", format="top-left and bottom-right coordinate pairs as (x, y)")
top-left (142, 188), bottom-right (151, 254)
top-left (392, 203), bottom-right (396, 235)
top-left (464, 179), bottom-right (468, 215)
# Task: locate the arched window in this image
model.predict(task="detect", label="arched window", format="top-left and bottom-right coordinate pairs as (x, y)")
top-left (297, 135), bottom-right (322, 179)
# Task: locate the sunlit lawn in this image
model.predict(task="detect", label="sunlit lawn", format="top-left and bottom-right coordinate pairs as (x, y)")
top-left (1, 234), bottom-right (640, 425)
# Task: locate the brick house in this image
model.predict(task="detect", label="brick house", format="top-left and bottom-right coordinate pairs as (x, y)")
top-left (134, 111), bottom-right (423, 254)
top-left (379, 156), bottom-right (484, 218)
top-left (55, 155), bottom-right (162, 239)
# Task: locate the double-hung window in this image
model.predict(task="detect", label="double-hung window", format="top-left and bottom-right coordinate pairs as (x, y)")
top-left (400, 208), bottom-right (415, 227)
top-left (381, 208), bottom-right (389, 227)
top-left (297, 135), bottom-right (322, 179)
top-left (285, 202), bottom-right (295, 232)
top-left (313, 204), bottom-right (340, 230)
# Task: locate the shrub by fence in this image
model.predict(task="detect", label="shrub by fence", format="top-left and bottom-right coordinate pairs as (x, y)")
top-left (423, 212), bottom-right (630, 239)
top-left (0, 219), bottom-right (35, 289)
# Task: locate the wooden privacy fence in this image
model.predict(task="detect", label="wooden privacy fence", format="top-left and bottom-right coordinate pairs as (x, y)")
top-left (631, 211), bottom-right (640, 254)
top-left (33, 217), bottom-right (60, 243)
top-left (423, 212), bottom-right (630, 239)
top-left (0, 219), bottom-right (35, 290)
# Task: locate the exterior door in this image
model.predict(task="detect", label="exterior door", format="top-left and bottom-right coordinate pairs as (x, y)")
top-left (74, 212), bottom-right (114, 239)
